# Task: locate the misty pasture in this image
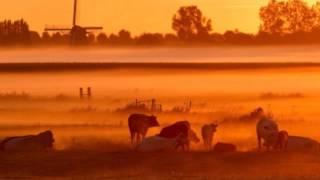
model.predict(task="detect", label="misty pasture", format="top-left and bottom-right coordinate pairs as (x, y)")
top-left (1, 47), bottom-right (320, 179)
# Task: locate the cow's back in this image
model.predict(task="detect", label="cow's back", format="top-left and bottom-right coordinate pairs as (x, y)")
top-left (286, 136), bottom-right (319, 151)
top-left (1, 135), bottom-right (45, 152)
top-left (159, 121), bottom-right (190, 138)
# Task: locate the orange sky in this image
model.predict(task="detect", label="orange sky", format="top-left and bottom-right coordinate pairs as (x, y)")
top-left (1, 0), bottom-right (318, 35)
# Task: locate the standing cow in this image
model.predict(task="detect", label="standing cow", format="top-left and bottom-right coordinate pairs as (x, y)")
top-left (0, 130), bottom-right (55, 152)
top-left (159, 121), bottom-right (200, 151)
top-left (128, 114), bottom-right (160, 145)
top-left (256, 117), bottom-right (279, 150)
top-left (201, 123), bottom-right (218, 150)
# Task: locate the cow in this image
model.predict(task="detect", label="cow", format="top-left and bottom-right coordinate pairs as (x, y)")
top-left (128, 114), bottom-right (160, 145)
top-left (239, 107), bottom-right (265, 122)
top-left (136, 135), bottom-right (185, 152)
top-left (213, 142), bottom-right (237, 153)
top-left (201, 123), bottom-right (218, 150)
top-left (159, 121), bottom-right (200, 151)
top-left (286, 136), bottom-right (320, 152)
top-left (256, 117), bottom-right (279, 150)
top-left (274, 130), bottom-right (289, 150)
top-left (0, 130), bottom-right (54, 152)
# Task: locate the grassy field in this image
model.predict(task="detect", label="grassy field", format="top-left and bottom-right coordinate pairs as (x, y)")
top-left (1, 150), bottom-right (320, 179)
top-left (1, 62), bottom-right (320, 179)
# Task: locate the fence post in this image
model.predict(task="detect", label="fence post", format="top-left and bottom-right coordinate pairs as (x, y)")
top-left (80, 88), bottom-right (83, 99)
top-left (87, 87), bottom-right (92, 99)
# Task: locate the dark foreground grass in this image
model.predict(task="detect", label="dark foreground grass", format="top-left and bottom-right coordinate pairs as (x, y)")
top-left (1, 150), bottom-right (320, 179)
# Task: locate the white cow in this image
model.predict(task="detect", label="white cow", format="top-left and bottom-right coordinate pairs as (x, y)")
top-left (136, 135), bottom-right (182, 152)
top-left (256, 117), bottom-right (279, 150)
top-left (201, 124), bottom-right (218, 150)
top-left (0, 130), bottom-right (54, 152)
top-left (286, 136), bottom-right (319, 151)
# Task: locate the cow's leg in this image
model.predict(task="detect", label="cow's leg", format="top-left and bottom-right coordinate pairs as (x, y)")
top-left (209, 136), bottom-right (213, 149)
top-left (130, 132), bottom-right (136, 145)
top-left (205, 139), bottom-right (209, 150)
top-left (186, 141), bottom-right (190, 151)
top-left (257, 134), bottom-right (262, 150)
top-left (135, 133), bottom-right (140, 144)
top-left (203, 139), bottom-right (208, 149)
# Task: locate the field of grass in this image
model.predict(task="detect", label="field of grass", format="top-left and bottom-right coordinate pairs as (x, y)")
top-left (1, 62), bottom-right (320, 179)
top-left (2, 150), bottom-right (320, 179)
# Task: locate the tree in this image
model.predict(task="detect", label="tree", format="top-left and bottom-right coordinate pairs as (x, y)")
top-left (260, 0), bottom-right (317, 34)
top-left (118, 29), bottom-right (132, 43)
top-left (87, 33), bottom-right (95, 44)
top-left (0, 19), bottom-right (30, 45)
top-left (29, 31), bottom-right (41, 44)
top-left (97, 33), bottom-right (108, 45)
top-left (136, 33), bottom-right (164, 45)
top-left (172, 6), bottom-right (212, 41)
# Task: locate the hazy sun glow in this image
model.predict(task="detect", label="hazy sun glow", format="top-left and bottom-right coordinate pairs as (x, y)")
top-left (1, 0), bottom-right (318, 35)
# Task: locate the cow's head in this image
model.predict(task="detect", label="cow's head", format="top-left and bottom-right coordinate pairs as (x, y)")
top-left (38, 130), bottom-right (55, 148)
top-left (149, 115), bottom-right (160, 127)
top-left (210, 124), bottom-right (218, 132)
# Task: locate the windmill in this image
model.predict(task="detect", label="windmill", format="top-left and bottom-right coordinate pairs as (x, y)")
top-left (44, 0), bottom-right (103, 44)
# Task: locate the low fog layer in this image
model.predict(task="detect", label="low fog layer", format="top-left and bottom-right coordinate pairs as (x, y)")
top-left (1, 46), bottom-right (320, 63)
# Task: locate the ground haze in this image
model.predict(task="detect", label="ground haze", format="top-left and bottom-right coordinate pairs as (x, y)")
top-left (1, 47), bottom-right (320, 179)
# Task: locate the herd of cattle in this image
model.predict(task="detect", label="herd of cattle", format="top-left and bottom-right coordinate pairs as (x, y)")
top-left (0, 111), bottom-right (319, 152)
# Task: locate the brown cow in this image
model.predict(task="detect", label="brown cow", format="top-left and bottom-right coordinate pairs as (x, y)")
top-left (128, 114), bottom-right (160, 145)
top-left (159, 121), bottom-right (200, 151)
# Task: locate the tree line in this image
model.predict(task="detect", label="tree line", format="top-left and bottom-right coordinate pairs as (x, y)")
top-left (2, 0), bottom-right (320, 46)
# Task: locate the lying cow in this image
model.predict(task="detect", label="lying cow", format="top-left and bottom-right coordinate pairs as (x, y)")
top-left (0, 130), bottom-right (55, 152)
top-left (136, 135), bottom-right (184, 152)
top-left (256, 117), bottom-right (279, 150)
top-left (286, 136), bottom-right (319, 152)
top-left (201, 123), bottom-right (218, 150)
top-left (159, 121), bottom-right (200, 151)
top-left (128, 113), bottom-right (160, 145)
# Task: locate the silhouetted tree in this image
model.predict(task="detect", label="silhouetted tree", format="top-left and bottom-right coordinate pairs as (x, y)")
top-left (260, 0), bottom-right (317, 34)
top-left (118, 29), bottom-right (132, 44)
top-left (87, 33), bottom-right (95, 44)
top-left (97, 32), bottom-right (108, 45)
top-left (0, 19), bottom-right (30, 45)
top-left (172, 6), bottom-right (212, 41)
top-left (42, 32), bottom-right (51, 44)
top-left (108, 33), bottom-right (118, 44)
top-left (29, 31), bottom-right (41, 44)
top-left (136, 33), bottom-right (164, 45)
top-left (164, 33), bottom-right (179, 44)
